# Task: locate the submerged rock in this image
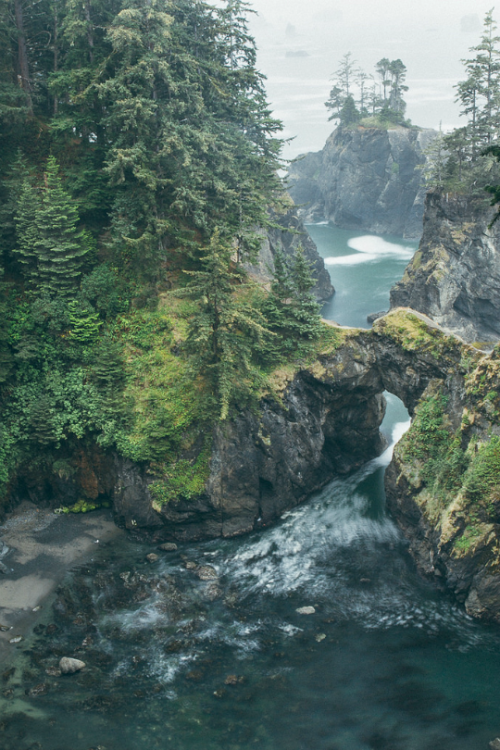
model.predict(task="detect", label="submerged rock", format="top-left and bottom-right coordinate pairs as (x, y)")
top-left (59, 657), bottom-right (86, 674)
top-left (197, 565), bottom-right (217, 581)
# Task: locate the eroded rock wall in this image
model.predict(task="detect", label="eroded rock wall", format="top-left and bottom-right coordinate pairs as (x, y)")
top-left (287, 126), bottom-right (436, 238)
top-left (390, 191), bottom-right (500, 344)
top-left (249, 205), bottom-right (334, 301)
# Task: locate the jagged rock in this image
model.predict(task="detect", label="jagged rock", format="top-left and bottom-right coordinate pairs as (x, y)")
top-left (59, 657), bottom-right (86, 674)
top-left (391, 191), bottom-right (500, 343)
top-left (287, 125), bottom-right (436, 238)
top-left (158, 542), bottom-right (178, 552)
top-left (28, 683), bottom-right (49, 697)
top-left (45, 666), bottom-right (62, 677)
top-left (196, 565), bottom-right (217, 581)
top-left (367, 311), bottom-right (386, 324)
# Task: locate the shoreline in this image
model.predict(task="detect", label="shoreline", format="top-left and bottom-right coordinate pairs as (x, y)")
top-left (0, 501), bottom-right (124, 667)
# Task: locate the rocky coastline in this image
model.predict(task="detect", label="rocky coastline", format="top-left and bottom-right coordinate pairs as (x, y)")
top-left (6, 309), bottom-right (500, 622)
top-left (390, 190), bottom-right (500, 344)
top-left (287, 125), bottom-right (436, 239)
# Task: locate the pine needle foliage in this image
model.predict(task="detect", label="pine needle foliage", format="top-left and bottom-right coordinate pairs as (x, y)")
top-left (181, 229), bottom-right (269, 419)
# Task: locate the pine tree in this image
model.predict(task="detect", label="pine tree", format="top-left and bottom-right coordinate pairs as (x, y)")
top-left (288, 245), bottom-right (322, 340)
top-left (262, 244), bottom-right (321, 363)
top-left (0, 264), bottom-right (12, 384)
top-left (182, 229), bottom-right (268, 419)
top-left (14, 156), bottom-right (87, 296)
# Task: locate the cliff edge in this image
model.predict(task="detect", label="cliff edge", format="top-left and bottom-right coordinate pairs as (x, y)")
top-left (287, 125), bottom-right (436, 239)
top-left (390, 191), bottom-right (500, 344)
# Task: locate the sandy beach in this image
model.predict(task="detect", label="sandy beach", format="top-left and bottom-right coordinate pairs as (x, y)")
top-left (0, 502), bottom-right (124, 666)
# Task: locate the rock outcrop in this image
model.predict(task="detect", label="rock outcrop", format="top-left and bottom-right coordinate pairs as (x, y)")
top-left (287, 125), bottom-right (436, 239)
top-left (7, 309), bottom-right (500, 622)
top-left (250, 205), bottom-right (334, 301)
top-left (390, 191), bottom-right (500, 344)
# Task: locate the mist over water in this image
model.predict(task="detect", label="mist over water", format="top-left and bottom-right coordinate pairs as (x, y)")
top-left (245, 0), bottom-right (499, 159)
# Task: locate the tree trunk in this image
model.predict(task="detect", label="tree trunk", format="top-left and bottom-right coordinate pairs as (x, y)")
top-left (85, 0), bottom-right (94, 64)
top-left (14, 0), bottom-right (33, 114)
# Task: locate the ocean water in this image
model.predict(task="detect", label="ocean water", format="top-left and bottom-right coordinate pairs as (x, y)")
top-left (308, 223), bottom-right (418, 328)
top-left (1, 227), bottom-right (500, 750)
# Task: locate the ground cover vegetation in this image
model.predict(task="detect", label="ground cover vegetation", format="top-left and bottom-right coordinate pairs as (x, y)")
top-left (325, 53), bottom-right (410, 128)
top-left (0, 0), bottom-right (324, 505)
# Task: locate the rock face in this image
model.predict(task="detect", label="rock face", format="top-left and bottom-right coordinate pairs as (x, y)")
top-left (287, 125), bottom-right (436, 238)
top-left (390, 191), bottom-right (500, 344)
top-left (249, 205), bottom-right (334, 301)
top-left (7, 309), bottom-right (500, 622)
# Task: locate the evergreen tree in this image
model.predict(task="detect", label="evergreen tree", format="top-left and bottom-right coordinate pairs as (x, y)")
top-left (288, 245), bottom-right (322, 340)
top-left (14, 156), bottom-right (87, 296)
top-left (455, 10), bottom-right (500, 159)
top-left (182, 229), bottom-right (268, 419)
top-left (262, 244), bottom-right (321, 362)
top-left (326, 53), bottom-right (408, 126)
top-left (0, 265), bottom-right (12, 384)
top-left (421, 124), bottom-right (447, 188)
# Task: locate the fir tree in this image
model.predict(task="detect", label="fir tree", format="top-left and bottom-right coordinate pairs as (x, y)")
top-left (182, 229), bottom-right (268, 419)
top-left (14, 156), bottom-right (87, 296)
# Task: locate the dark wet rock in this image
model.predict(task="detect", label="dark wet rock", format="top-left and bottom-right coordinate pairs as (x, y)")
top-left (224, 674), bottom-right (244, 685)
top-left (205, 584), bottom-right (222, 601)
top-left (2, 667), bottom-right (15, 682)
top-left (45, 666), bottom-right (62, 677)
top-left (45, 623), bottom-right (59, 636)
top-left (146, 553), bottom-right (159, 564)
top-left (287, 125), bottom-right (436, 238)
top-left (391, 191), bottom-right (500, 343)
top-left (158, 542), bottom-right (178, 552)
top-left (367, 311), bottom-right (386, 324)
top-left (59, 656), bottom-right (86, 674)
top-left (28, 682), bottom-right (49, 697)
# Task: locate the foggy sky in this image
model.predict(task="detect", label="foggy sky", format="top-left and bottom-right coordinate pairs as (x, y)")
top-left (245, 0), bottom-right (499, 159)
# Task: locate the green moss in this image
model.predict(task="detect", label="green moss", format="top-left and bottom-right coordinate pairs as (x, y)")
top-left (463, 436), bottom-right (500, 504)
top-left (55, 498), bottom-right (111, 514)
top-left (149, 439), bottom-right (212, 507)
top-left (373, 310), bottom-right (459, 360)
top-left (411, 251), bottom-right (423, 271)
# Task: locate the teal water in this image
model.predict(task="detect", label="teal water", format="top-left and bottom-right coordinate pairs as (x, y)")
top-left (2, 227), bottom-right (500, 750)
top-left (306, 224), bottom-right (418, 328)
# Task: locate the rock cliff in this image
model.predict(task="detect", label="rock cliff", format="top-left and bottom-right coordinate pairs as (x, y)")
top-left (390, 190), bottom-right (500, 344)
top-left (8, 310), bottom-right (500, 622)
top-left (287, 125), bottom-right (436, 239)
top-left (250, 205), bottom-right (334, 301)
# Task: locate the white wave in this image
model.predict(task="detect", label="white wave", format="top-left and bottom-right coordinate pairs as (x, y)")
top-left (324, 253), bottom-right (378, 265)
top-left (373, 418), bottom-right (412, 468)
top-left (347, 235), bottom-right (415, 259)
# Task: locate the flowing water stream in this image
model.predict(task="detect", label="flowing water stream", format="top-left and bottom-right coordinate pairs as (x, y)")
top-left (2, 227), bottom-right (500, 750)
